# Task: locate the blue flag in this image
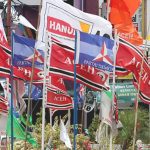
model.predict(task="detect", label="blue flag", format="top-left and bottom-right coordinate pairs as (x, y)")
top-left (12, 33), bottom-right (44, 68)
top-left (76, 31), bottom-right (114, 72)
top-left (31, 84), bottom-right (42, 100)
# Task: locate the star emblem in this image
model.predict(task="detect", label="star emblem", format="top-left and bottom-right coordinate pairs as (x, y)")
top-left (93, 42), bottom-right (113, 65)
top-left (25, 49), bottom-right (44, 64)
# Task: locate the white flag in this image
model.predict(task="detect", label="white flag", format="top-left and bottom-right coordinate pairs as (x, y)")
top-left (36, 0), bottom-right (112, 50)
top-left (100, 91), bottom-right (113, 127)
top-left (60, 119), bottom-right (72, 149)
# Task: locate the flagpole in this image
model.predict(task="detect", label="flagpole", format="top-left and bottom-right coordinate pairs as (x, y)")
top-left (41, 31), bottom-right (51, 150)
top-left (10, 31), bottom-right (14, 150)
top-left (109, 29), bottom-right (119, 150)
top-left (24, 41), bottom-right (36, 150)
top-left (132, 19), bottom-right (150, 149)
top-left (73, 30), bottom-right (78, 150)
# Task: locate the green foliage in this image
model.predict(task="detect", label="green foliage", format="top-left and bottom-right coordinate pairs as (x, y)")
top-left (88, 115), bottom-right (100, 142)
top-left (114, 107), bottom-right (149, 149)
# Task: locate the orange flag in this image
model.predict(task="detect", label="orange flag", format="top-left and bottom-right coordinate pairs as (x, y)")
top-left (116, 24), bottom-right (143, 45)
top-left (109, 0), bottom-right (143, 45)
top-left (109, 0), bottom-right (141, 25)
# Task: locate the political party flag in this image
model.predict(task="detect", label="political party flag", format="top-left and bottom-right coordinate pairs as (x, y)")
top-left (31, 84), bottom-right (42, 100)
top-left (46, 85), bottom-right (73, 110)
top-left (109, 0), bottom-right (141, 26)
top-left (36, 0), bottom-right (112, 50)
top-left (50, 42), bottom-right (109, 91)
top-left (0, 15), bottom-right (11, 58)
top-left (0, 59), bottom-right (10, 78)
top-left (0, 95), bottom-right (8, 114)
top-left (109, 0), bottom-right (143, 45)
top-left (13, 66), bottom-right (43, 81)
top-left (116, 38), bottom-right (150, 104)
top-left (76, 31), bottom-right (114, 72)
top-left (12, 33), bottom-right (44, 68)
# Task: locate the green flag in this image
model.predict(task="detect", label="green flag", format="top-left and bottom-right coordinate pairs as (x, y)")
top-left (6, 111), bottom-right (38, 147)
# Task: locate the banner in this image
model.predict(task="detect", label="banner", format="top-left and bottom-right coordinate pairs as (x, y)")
top-left (50, 43), bottom-right (109, 91)
top-left (76, 31), bottom-right (114, 72)
top-left (116, 38), bottom-right (150, 104)
top-left (37, 0), bottom-right (112, 50)
top-left (46, 85), bottom-right (73, 110)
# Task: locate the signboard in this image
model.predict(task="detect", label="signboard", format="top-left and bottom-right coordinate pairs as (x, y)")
top-left (113, 83), bottom-right (137, 103)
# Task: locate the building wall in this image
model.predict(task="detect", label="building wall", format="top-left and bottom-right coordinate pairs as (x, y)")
top-left (84, 0), bottom-right (99, 15)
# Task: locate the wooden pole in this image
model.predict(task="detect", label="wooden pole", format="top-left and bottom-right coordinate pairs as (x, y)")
top-left (6, 0), bottom-right (11, 44)
top-left (132, 11), bottom-right (150, 150)
top-left (24, 48), bottom-right (36, 149)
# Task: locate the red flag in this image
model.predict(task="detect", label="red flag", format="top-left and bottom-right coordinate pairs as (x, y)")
top-left (0, 95), bottom-right (8, 114)
top-left (13, 66), bottom-right (43, 81)
top-left (116, 38), bottom-right (150, 104)
top-left (51, 76), bottom-right (67, 93)
top-left (50, 43), bottom-right (109, 91)
top-left (46, 85), bottom-right (73, 110)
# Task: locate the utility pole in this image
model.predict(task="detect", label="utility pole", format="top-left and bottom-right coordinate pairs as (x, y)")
top-left (7, 0), bottom-right (11, 43)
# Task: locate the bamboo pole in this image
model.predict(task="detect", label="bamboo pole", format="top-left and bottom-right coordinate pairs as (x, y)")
top-left (24, 47), bottom-right (36, 149)
top-left (132, 8), bottom-right (150, 150)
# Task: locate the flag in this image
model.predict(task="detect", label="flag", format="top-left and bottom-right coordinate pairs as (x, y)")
top-left (6, 111), bottom-right (38, 147)
top-left (37, 0), bottom-right (112, 50)
top-left (0, 59), bottom-right (10, 78)
top-left (0, 15), bottom-right (11, 58)
top-left (76, 31), bottom-right (114, 72)
top-left (116, 38), bottom-right (150, 104)
top-left (13, 79), bottom-right (26, 115)
top-left (12, 33), bottom-right (44, 68)
top-left (13, 66), bottom-right (43, 81)
top-left (50, 42), bottom-right (109, 91)
top-left (46, 85), bottom-right (73, 110)
top-left (60, 119), bottom-right (72, 149)
top-left (100, 90), bottom-right (113, 127)
top-left (116, 24), bottom-right (143, 46)
top-left (0, 96), bottom-right (8, 114)
top-left (109, 0), bottom-right (141, 26)
top-left (31, 84), bottom-right (42, 100)
top-left (109, 0), bottom-right (143, 45)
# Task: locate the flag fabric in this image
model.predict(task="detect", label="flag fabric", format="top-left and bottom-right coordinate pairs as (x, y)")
top-left (116, 24), bottom-right (143, 46)
top-left (116, 38), bottom-right (150, 104)
top-left (13, 66), bottom-right (43, 81)
top-left (50, 41), bottom-right (109, 91)
top-left (0, 15), bottom-right (11, 58)
top-left (0, 95), bottom-right (8, 114)
top-left (13, 79), bottom-right (26, 115)
top-left (46, 85), bottom-right (73, 110)
top-left (0, 59), bottom-right (10, 78)
top-left (109, 0), bottom-right (143, 45)
top-left (31, 84), bottom-right (42, 100)
top-left (6, 111), bottom-right (38, 147)
top-left (100, 90), bottom-right (113, 127)
top-left (12, 33), bottom-right (44, 68)
top-left (37, 0), bottom-right (112, 51)
top-left (76, 31), bottom-right (114, 72)
top-left (60, 119), bottom-right (72, 149)
top-left (109, 0), bottom-right (141, 26)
